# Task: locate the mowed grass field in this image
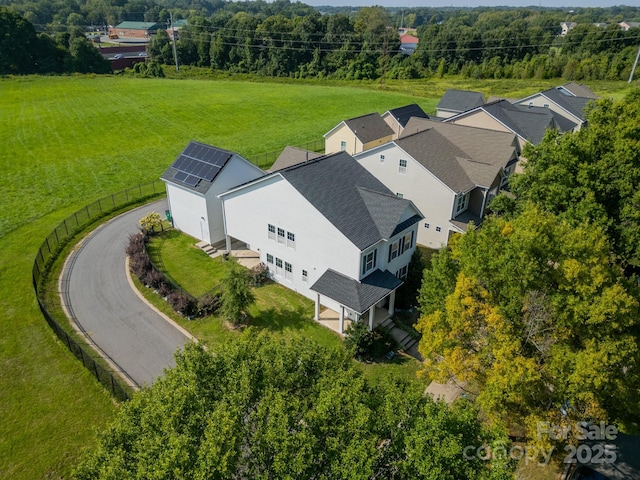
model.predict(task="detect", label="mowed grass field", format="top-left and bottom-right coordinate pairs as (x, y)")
top-left (0, 74), bottom-right (438, 479)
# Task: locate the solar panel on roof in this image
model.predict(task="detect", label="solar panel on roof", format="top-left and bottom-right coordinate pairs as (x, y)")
top-left (174, 171), bottom-right (188, 182)
top-left (171, 142), bottom-right (233, 187)
top-left (183, 174), bottom-right (200, 187)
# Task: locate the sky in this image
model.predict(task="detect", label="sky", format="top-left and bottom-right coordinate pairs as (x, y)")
top-left (302, 1), bottom-right (640, 7)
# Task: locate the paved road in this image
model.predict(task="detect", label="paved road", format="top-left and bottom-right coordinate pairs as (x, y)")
top-left (61, 199), bottom-right (191, 387)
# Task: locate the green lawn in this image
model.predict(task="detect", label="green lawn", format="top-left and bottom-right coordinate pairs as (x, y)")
top-left (0, 73), bottom-right (633, 479)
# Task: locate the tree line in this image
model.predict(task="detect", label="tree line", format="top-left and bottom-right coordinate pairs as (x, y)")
top-left (2, 1), bottom-right (640, 80)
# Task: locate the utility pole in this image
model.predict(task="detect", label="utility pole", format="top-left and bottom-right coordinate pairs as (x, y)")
top-left (169, 12), bottom-right (179, 72)
top-left (629, 44), bottom-right (640, 84)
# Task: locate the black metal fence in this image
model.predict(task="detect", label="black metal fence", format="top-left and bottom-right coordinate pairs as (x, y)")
top-left (32, 180), bottom-right (165, 401)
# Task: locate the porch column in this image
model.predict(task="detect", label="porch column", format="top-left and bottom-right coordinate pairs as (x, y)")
top-left (339, 306), bottom-right (345, 334)
top-left (225, 234), bottom-right (232, 253)
top-left (388, 291), bottom-right (396, 315)
top-left (314, 293), bottom-right (320, 321)
top-left (368, 307), bottom-right (375, 331)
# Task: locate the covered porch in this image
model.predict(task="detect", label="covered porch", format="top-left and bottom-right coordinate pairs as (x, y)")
top-left (311, 268), bottom-right (402, 336)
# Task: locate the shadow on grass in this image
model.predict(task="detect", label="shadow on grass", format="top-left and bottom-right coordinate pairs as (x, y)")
top-left (249, 306), bottom-right (320, 334)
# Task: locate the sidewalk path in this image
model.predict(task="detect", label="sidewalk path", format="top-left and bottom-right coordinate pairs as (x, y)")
top-left (61, 199), bottom-right (191, 387)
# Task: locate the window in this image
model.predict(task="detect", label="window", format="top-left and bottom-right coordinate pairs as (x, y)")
top-left (388, 240), bottom-right (400, 261)
top-left (380, 154), bottom-right (385, 163)
top-left (277, 227), bottom-right (285, 244)
top-left (275, 257), bottom-right (283, 276)
top-left (340, 141), bottom-right (347, 151)
top-left (285, 262), bottom-right (293, 281)
top-left (396, 193), bottom-right (404, 199)
top-left (268, 224), bottom-right (276, 240)
top-left (302, 270), bottom-right (308, 283)
top-left (396, 265), bottom-right (408, 280)
top-left (455, 192), bottom-right (469, 215)
top-left (424, 223), bottom-right (430, 229)
top-left (266, 253), bottom-right (274, 264)
top-left (398, 159), bottom-right (407, 174)
top-left (361, 249), bottom-right (377, 276)
top-left (501, 164), bottom-right (515, 187)
top-left (543, 103), bottom-right (549, 108)
top-left (401, 231), bottom-right (414, 254)
top-left (287, 231), bottom-right (295, 249)
top-left (436, 226), bottom-right (442, 232)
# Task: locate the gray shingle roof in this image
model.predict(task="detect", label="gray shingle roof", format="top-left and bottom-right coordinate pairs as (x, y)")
top-left (560, 82), bottom-right (598, 99)
top-left (344, 113), bottom-right (394, 144)
top-left (310, 268), bottom-right (403, 314)
top-left (279, 152), bottom-right (419, 250)
top-left (478, 100), bottom-right (562, 143)
top-left (161, 141), bottom-right (240, 195)
top-left (268, 146), bottom-right (322, 172)
top-left (385, 104), bottom-right (429, 128)
top-left (450, 210), bottom-right (483, 232)
top-left (396, 121), bottom-right (516, 192)
top-left (437, 89), bottom-right (485, 113)
top-left (540, 88), bottom-right (592, 120)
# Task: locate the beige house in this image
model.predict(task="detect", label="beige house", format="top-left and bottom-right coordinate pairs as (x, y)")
top-left (324, 113), bottom-right (394, 155)
top-left (381, 104), bottom-right (429, 140)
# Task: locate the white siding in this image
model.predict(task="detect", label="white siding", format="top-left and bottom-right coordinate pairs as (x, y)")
top-left (221, 176), bottom-right (362, 303)
top-left (166, 183), bottom-right (208, 242)
top-left (356, 144), bottom-right (455, 248)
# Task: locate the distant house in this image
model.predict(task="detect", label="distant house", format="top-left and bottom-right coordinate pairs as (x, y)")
top-left (444, 99), bottom-right (575, 153)
top-left (160, 141), bottom-right (265, 245)
top-left (399, 34), bottom-right (419, 55)
top-left (513, 83), bottom-right (597, 130)
top-left (108, 21), bottom-right (163, 39)
top-left (619, 21), bottom-right (640, 31)
top-left (219, 152), bottom-right (423, 334)
top-left (560, 22), bottom-right (577, 36)
top-left (324, 113), bottom-right (394, 156)
top-left (268, 146), bottom-right (322, 172)
top-left (355, 119), bottom-right (519, 247)
top-left (382, 103), bottom-right (429, 139)
top-left (436, 89), bottom-right (485, 119)
top-left (167, 19), bottom-right (188, 40)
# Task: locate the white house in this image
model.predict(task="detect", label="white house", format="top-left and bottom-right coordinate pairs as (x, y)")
top-left (355, 120), bottom-right (519, 248)
top-left (160, 141), bottom-right (265, 245)
top-left (219, 152), bottom-right (423, 333)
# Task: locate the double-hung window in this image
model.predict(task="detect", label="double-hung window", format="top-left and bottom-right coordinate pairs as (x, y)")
top-left (340, 141), bottom-right (347, 151)
top-left (455, 192), bottom-right (469, 215)
top-left (398, 159), bottom-right (407, 174)
top-left (302, 270), bottom-right (308, 283)
top-left (388, 241), bottom-right (400, 261)
top-left (275, 258), bottom-right (283, 276)
top-left (268, 224), bottom-right (276, 240)
top-left (396, 265), bottom-right (408, 280)
top-left (277, 227), bottom-right (285, 244)
top-left (266, 253), bottom-right (274, 265)
top-left (401, 231), bottom-right (414, 254)
top-left (361, 249), bottom-right (377, 276)
top-left (287, 231), bottom-right (295, 249)
top-left (285, 262), bottom-right (293, 281)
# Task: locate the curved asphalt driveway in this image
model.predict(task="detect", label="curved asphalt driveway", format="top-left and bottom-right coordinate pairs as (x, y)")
top-left (61, 199), bottom-right (192, 387)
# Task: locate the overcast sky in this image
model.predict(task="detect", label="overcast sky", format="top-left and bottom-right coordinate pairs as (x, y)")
top-left (302, 1), bottom-right (639, 7)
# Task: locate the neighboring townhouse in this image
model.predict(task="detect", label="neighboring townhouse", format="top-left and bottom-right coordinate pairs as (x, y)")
top-left (436, 89), bottom-right (485, 119)
top-left (560, 22), bottom-right (577, 36)
top-left (161, 141), bottom-right (265, 245)
top-left (444, 99), bottom-right (575, 155)
top-left (557, 81), bottom-right (598, 99)
top-left (268, 146), bottom-right (322, 172)
top-left (324, 113), bottom-right (394, 155)
top-left (382, 103), bottom-right (430, 139)
top-left (514, 84), bottom-right (597, 130)
top-left (355, 119), bottom-right (519, 248)
top-left (219, 152), bottom-right (423, 333)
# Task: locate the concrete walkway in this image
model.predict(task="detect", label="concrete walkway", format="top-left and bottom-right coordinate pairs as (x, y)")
top-left (60, 199), bottom-right (193, 388)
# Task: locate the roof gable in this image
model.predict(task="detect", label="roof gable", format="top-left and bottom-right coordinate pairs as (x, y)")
top-left (268, 146), bottom-right (322, 172)
top-left (279, 152), bottom-right (414, 250)
top-left (540, 88), bottom-right (592, 119)
top-left (559, 82), bottom-right (598, 99)
top-left (384, 104), bottom-right (429, 128)
top-left (437, 89), bottom-right (485, 113)
top-left (344, 113), bottom-right (394, 144)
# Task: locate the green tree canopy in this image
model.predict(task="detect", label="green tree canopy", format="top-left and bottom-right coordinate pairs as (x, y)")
top-left (417, 205), bottom-right (640, 440)
top-left (74, 332), bottom-right (514, 479)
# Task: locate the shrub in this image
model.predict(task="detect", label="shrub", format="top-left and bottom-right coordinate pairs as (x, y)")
top-left (126, 232), bottom-right (146, 256)
top-left (167, 290), bottom-right (197, 317)
top-left (197, 292), bottom-right (221, 317)
top-left (158, 282), bottom-right (172, 298)
top-left (344, 322), bottom-right (397, 360)
top-left (248, 262), bottom-right (269, 286)
top-left (129, 251), bottom-right (151, 279)
top-left (139, 212), bottom-right (162, 234)
top-left (146, 268), bottom-right (165, 289)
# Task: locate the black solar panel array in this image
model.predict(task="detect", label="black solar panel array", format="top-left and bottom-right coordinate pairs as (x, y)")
top-left (172, 143), bottom-right (233, 187)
